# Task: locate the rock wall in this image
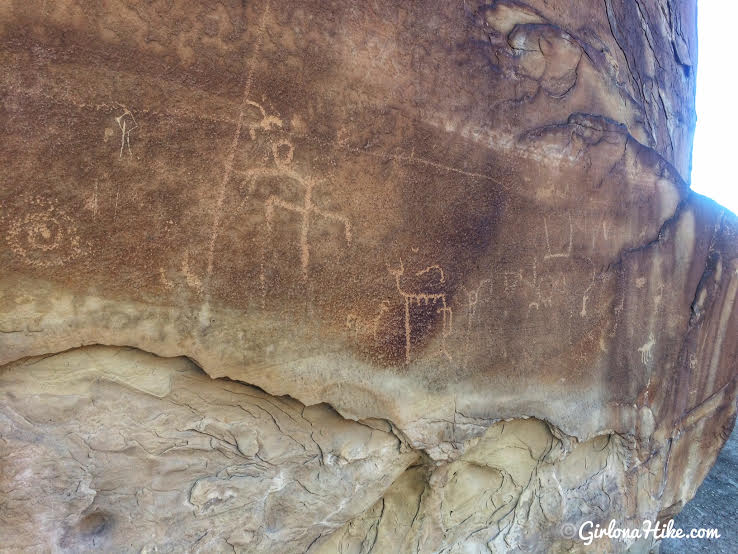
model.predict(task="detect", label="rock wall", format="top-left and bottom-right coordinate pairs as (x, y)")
top-left (1, 0), bottom-right (736, 552)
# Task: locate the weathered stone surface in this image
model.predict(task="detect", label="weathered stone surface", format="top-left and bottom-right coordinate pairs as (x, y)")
top-left (0, 0), bottom-right (735, 552)
top-left (1, 347), bottom-right (417, 552)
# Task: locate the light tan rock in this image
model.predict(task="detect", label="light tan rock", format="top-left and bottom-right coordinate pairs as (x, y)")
top-left (0, 347), bottom-right (417, 552)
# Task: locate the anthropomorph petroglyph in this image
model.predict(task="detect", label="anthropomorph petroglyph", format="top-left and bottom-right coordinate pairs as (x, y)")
top-left (203, 86), bottom-right (351, 291)
top-left (264, 167), bottom-right (352, 279)
top-left (235, 131), bottom-right (352, 281)
top-left (390, 260), bottom-right (453, 364)
top-left (115, 106), bottom-right (137, 158)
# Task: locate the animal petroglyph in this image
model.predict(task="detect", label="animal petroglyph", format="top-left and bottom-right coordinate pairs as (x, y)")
top-left (638, 333), bottom-right (656, 365)
top-left (159, 268), bottom-right (174, 290)
top-left (4, 196), bottom-right (84, 268)
top-left (346, 301), bottom-right (390, 340)
top-left (390, 260), bottom-right (453, 364)
top-left (84, 182), bottom-right (99, 218)
top-left (501, 260), bottom-right (556, 315)
top-left (653, 283), bottom-right (664, 310)
top-left (580, 288), bottom-right (591, 318)
top-left (580, 266), bottom-right (598, 318)
top-left (244, 100), bottom-right (282, 139)
top-left (115, 107), bottom-right (137, 158)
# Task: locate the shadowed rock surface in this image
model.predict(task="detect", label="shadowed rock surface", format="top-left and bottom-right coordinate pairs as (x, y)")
top-left (661, 419), bottom-right (738, 553)
top-left (0, 0), bottom-right (736, 552)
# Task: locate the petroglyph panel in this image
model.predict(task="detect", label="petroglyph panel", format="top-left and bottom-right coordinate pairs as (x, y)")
top-left (1, 1), bottom-right (736, 551)
top-left (0, 0), bottom-right (731, 421)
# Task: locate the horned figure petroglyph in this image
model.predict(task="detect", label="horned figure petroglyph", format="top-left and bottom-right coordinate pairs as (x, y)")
top-left (389, 260), bottom-right (453, 364)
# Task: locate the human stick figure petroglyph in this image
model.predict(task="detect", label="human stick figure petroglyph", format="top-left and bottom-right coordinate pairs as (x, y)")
top-left (265, 179), bottom-right (352, 279)
top-left (115, 106), bottom-right (137, 158)
top-left (390, 259), bottom-right (453, 364)
top-left (234, 137), bottom-right (352, 280)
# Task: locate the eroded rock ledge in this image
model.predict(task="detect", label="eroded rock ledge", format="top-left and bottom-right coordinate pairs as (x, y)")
top-left (1, 347), bottom-right (418, 552)
top-left (0, 346), bottom-right (731, 552)
top-left (1, 346), bottom-right (735, 552)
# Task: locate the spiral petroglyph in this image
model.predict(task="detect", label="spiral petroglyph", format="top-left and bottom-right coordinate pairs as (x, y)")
top-left (5, 196), bottom-right (83, 268)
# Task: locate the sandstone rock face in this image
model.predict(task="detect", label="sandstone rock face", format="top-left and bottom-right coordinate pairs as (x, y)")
top-left (1, 347), bottom-right (417, 552)
top-left (0, 1), bottom-right (736, 552)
